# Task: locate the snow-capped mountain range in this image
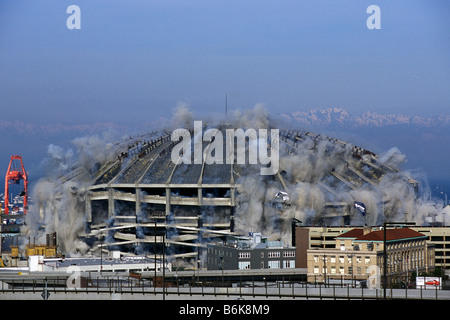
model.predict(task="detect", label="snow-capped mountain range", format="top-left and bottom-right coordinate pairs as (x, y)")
top-left (281, 107), bottom-right (450, 128)
top-left (0, 120), bottom-right (125, 135)
top-left (1, 107), bottom-right (448, 135)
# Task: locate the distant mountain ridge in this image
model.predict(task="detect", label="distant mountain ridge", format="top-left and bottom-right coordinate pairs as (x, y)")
top-left (0, 120), bottom-right (126, 135)
top-left (1, 108), bottom-right (449, 136)
top-left (281, 107), bottom-right (450, 128)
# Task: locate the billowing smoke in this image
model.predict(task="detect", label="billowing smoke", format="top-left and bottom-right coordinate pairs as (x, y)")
top-left (71, 133), bottom-right (116, 171)
top-left (171, 101), bottom-right (195, 130)
top-left (42, 144), bottom-right (75, 177)
top-left (213, 106), bottom-right (441, 243)
top-left (22, 178), bottom-right (89, 255)
top-left (23, 133), bottom-right (118, 256)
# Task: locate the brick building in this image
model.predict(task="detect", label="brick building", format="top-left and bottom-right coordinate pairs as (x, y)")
top-left (206, 233), bottom-right (296, 270)
top-left (306, 227), bottom-right (435, 286)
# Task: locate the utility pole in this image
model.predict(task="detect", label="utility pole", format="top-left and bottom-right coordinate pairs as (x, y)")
top-left (163, 229), bottom-right (166, 300)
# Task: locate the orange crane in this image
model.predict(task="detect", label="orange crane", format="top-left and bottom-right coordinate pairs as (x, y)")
top-left (4, 155), bottom-right (28, 214)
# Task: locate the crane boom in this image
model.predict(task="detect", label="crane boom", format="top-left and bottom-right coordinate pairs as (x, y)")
top-left (4, 155), bottom-right (28, 214)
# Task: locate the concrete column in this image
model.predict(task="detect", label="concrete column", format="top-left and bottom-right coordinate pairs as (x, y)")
top-left (198, 187), bottom-right (203, 206)
top-left (230, 206), bottom-right (235, 232)
top-left (108, 187), bottom-right (115, 217)
top-left (230, 187), bottom-right (235, 206)
top-left (136, 187), bottom-right (142, 216)
top-left (85, 191), bottom-right (92, 223)
top-left (165, 187), bottom-right (171, 216)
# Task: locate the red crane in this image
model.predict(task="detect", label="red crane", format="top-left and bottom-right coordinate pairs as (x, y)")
top-left (4, 155), bottom-right (28, 214)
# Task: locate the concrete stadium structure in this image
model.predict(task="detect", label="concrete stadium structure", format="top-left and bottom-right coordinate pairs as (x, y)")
top-left (40, 123), bottom-right (424, 266)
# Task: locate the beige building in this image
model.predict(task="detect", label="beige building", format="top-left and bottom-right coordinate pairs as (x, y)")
top-left (306, 227), bottom-right (435, 287)
top-left (297, 226), bottom-right (448, 270)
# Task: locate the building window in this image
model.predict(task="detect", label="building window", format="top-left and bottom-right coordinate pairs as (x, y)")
top-left (239, 252), bottom-right (250, 259)
top-left (269, 251), bottom-right (281, 258)
top-left (283, 260), bottom-right (295, 268)
top-left (268, 261), bottom-right (280, 269)
top-left (238, 261), bottom-right (251, 269)
top-left (283, 251), bottom-right (295, 258)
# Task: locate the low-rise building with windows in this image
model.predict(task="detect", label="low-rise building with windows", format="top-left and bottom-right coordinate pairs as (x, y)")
top-left (295, 225), bottom-right (448, 271)
top-left (206, 233), bottom-right (296, 270)
top-left (306, 227), bottom-right (435, 287)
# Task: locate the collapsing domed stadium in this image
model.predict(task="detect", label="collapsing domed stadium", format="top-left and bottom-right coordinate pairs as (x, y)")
top-left (25, 106), bottom-right (438, 266)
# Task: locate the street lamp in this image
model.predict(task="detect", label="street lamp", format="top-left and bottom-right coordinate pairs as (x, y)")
top-left (322, 254), bottom-right (327, 287)
top-left (348, 254), bottom-right (354, 287)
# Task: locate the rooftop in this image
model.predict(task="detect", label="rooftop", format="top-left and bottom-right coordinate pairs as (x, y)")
top-left (336, 228), bottom-right (365, 239)
top-left (355, 228), bottom-right (427, 242)
top-left (337, 227), bottom-right (427, 243)
top-left (212, 232), bottom-right (293, 250)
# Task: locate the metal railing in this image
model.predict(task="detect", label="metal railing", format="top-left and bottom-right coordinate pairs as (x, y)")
top-left (0, 273), bottom-right (449, 300)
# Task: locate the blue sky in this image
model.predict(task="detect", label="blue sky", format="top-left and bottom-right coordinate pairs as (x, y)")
top-left (1, 0), bottom-right (449, 126)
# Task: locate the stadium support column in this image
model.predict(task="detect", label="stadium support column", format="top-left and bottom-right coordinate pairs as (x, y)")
top-left (198, 212), bottom-right (203, 269)
top-left (85, 191), bottom-right (92, 223)
top-left (230, 186), bottom-right (236, 232)
top-left (197, 186), bottom-right (203, 269)
top-left (136, 187), bottom-right (142, 217)
top-left (198, 186), bottom-right (203, 206)
top-left (230, 207), bottom-right (235, 232)
top-left (108, 186), bottom-right (115, 218)
top-left (165, 187), bottom-right (171, 216)
top-left (231, 186), bottom-right (235, 206)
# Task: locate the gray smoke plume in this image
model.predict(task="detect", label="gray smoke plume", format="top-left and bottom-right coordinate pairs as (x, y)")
top-left (219, 106), bottom-right (441, 243)
top-left (171, 101), bottom-right (195, 130)
top-left (23, 132), bottom-right (118, 256)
